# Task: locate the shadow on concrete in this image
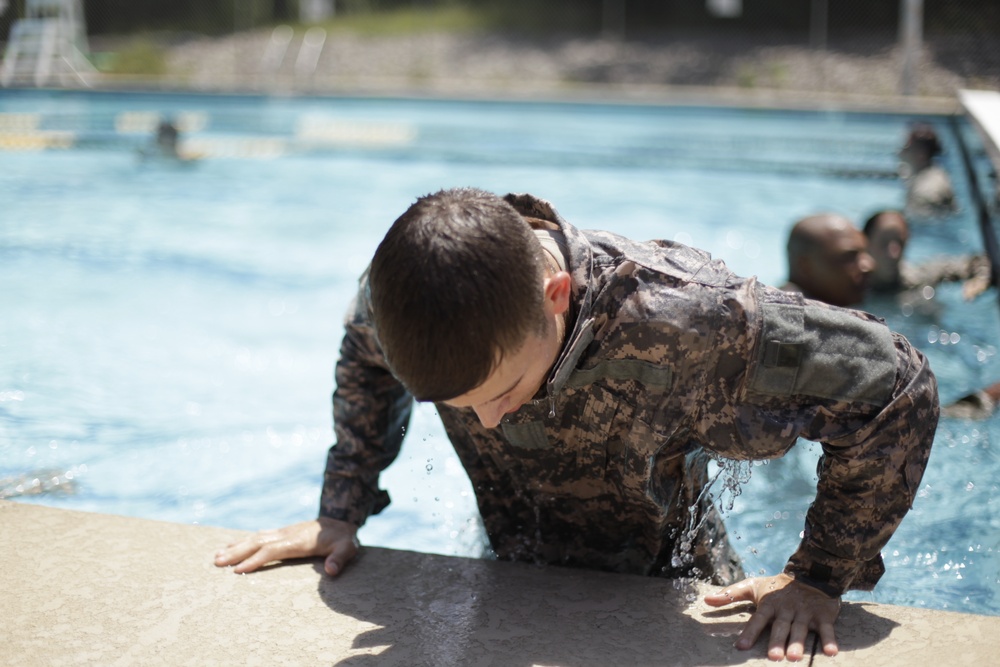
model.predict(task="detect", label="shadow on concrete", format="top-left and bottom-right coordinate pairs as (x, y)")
top-left (313, 547), bottom-right (774, 666)
top-left (833, 602), bottom-right (901, 655)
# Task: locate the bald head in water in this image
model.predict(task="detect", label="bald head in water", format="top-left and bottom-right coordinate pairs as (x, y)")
top-left (784, 213), bottom-right (874, 307)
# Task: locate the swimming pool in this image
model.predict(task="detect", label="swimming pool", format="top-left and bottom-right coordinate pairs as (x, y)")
top-left (2, 89), bottom-right (998, 616)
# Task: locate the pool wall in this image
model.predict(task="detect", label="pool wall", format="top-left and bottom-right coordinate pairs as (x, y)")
top-left (2, 500), bottom-right (998, 666)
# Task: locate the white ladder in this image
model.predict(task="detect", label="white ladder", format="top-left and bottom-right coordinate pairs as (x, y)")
top-left (0, 0), bottom-right (96, 87)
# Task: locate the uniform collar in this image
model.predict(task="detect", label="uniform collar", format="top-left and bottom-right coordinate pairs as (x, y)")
top-left (503, 193), bottom-right (597, 411)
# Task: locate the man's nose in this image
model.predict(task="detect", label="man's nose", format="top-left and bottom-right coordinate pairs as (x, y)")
top-left (859, 251), bottom-right (876, 274)
top-left (473, 404), bottom-right (503, 429)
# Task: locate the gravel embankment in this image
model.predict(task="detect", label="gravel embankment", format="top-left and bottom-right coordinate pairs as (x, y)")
top-left (158, 27), bottom-right (996, 107)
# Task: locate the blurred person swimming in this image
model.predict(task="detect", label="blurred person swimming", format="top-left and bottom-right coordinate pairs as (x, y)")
top-left (139, 118), bottom-right (199, 162)
top-left (899, 123), bottom-right (956, 218)
top-left (863, 209), bottom-right (992, 302)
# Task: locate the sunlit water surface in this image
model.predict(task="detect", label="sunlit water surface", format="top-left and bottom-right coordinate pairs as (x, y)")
top-left (2, 90), bottom-right (998, 615)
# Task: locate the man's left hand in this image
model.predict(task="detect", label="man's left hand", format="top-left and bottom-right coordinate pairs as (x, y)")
top-left (703, 573), bottom-right (841, 662)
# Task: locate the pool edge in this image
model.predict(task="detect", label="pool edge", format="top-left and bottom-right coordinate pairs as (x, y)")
top-left (960, 89), bottom-right (1000, 178)
top-left (1, 80), bottom-right (964, 116)
top-left (2, 500), bottom-right (996, 665)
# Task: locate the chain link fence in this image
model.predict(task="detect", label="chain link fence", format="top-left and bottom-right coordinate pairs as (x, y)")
top-left (0, 0), bottom-right (997, 100)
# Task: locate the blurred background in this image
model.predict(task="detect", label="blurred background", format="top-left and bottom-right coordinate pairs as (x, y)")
top-left (0, 0), bottom-right (998, 101)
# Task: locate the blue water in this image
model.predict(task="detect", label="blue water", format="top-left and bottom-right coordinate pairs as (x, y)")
top-left (2, 89), bottom-right (998, 615)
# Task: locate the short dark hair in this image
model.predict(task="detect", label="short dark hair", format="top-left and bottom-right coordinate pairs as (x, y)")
top-left (862, 208), bottom-right (906, 237)
top-left (905, 123), bottom-right (943, 157)
top-left (368, 187), bottom-right (548, 402)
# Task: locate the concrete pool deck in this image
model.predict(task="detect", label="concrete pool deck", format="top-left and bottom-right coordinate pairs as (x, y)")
top-left (960, 89), bottom-right (1000, 177)
top-left (2, 500), bottom-right (997, 666)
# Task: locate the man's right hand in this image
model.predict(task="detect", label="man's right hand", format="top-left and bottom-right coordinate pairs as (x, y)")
top-left (214, 517), bottom-right (359, 576)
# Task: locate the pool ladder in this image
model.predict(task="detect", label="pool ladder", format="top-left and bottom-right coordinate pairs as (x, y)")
top-left (259, 24), bottom-right (328, 87)
top-left (0, 0), bottom-right (96, 88)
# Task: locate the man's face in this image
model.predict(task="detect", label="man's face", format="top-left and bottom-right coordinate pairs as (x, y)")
top-left (443, 265), bottom-right (571, 429)
top-left (802, 226), bottom-right (874, 307)
top-left (866, 215), bottom-right (909, 286)
top-left (443, 324), bottom-right (563, 429)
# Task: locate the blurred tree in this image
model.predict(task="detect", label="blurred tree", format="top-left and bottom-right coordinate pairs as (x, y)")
top-left (44, 0), bottom-right (1000, 38)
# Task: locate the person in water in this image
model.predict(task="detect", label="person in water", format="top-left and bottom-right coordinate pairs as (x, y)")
top-left (863, 208), bottom-right (999, 420)
top-left (139, 118), bottom-right (198, 161)
top-left (155, 119), bottom-right (180, 158)
top-left (781, 212), bottom-right (875, 307)
top-left (862, 208), bottom-right (992, 301)
top-left (899, 123), bottom-right (956, 217)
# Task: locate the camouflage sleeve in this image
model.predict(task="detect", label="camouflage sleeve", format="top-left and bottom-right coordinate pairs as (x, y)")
top-left (904, 253), bottom-right (993, 289)
top-left (709, 288), bottom-right (939, 596)
top-left (782, 334), bottom-right (938, 596)
top-left (319, 275), bottom-right (413, 526)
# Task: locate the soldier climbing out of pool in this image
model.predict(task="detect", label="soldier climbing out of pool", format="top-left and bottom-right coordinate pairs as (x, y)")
top-left (216, 188), bottom-right (938, 662)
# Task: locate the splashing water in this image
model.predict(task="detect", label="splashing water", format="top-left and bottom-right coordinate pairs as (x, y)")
top-left (714, 458), bottom-right (755, 512)
top-left (670, 456), bottom-right (755, 573)
top-left (0, 468), bottom-right (79, 500)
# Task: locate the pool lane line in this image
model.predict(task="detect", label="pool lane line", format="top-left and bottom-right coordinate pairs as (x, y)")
top-left (0, 130), bottom-right (75, 150)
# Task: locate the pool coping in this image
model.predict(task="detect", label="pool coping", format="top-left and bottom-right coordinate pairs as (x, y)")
top-left (4, 79), bottom-right (967, 116)
top-left (960, 89), bottom-right (1000, 177)
top-left (2, 500), bottom-right (997, 666)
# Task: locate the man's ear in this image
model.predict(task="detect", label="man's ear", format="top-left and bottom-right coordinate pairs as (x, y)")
top-left (544, 271), bottom-right (572, 316)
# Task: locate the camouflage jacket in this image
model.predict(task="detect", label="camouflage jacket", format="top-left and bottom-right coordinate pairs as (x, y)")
top-left (876, 254), bottom-right (993, 293)
top-left (906, 165), bottom-right (956, 217)
top-left (321, 193), bottom-right (938, 596)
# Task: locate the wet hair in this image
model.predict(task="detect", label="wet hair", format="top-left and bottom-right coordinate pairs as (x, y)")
top-left (904, 123), bottom-right (943, 158)
top-left (368, 187), bottom-right (548, 402)
top-left (157, 120), bottom-right (178, 142)
top-left (862, 209), bottom-right (908, 237)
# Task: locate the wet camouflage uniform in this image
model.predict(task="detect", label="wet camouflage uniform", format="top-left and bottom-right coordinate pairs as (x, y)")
top-left (889, 254), bottom-right (991, 293)
top-left (321, 193), bottom-right (938, 595)
top-left (906, 165), bottom-right (956, 216)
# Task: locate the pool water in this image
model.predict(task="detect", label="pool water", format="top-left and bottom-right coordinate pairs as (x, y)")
top-left (2, 89), bottom-right (998, 615)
